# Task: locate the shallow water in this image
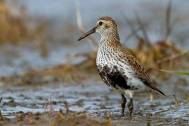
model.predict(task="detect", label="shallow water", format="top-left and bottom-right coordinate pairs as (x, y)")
top-left (0, 80), bottom-right (189, 125)
top-left (0, 44), bottom-right (90, 76)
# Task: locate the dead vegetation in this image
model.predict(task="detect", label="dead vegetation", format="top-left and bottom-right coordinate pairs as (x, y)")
top-left (0, 0), bottom-right (50, 55)
top-left (0, 111), bottom-right (111, 126)
top-left (0, 0), bottom-right (29, 43)
top-left (0, 16), bottom-right (28, 42)
top-left (0, 0), bottom-right (188, 86)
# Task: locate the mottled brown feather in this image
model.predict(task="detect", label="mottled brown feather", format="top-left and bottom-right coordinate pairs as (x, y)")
top-left (120, 45), bottom-right (165, 95)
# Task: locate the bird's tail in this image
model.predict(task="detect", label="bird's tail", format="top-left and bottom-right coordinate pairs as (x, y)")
top-left (141, 79), bottom-right (166, 96)
top-left (148, 84), bottom-right (166, 96)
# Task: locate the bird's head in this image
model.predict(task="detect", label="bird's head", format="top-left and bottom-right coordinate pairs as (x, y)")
top-left (78, 16), bottom-right (118, 41)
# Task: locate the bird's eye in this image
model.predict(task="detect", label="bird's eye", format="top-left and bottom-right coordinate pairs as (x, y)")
top-left (99, 21), bottom-right (103, 26)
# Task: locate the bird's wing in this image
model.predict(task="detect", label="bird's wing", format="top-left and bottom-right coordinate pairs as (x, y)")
top-left (122, 49), bottom-right (165, 96)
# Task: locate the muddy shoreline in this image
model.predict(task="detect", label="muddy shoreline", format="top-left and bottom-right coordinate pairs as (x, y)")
top-left (0, 77), bottom-right (188, 126)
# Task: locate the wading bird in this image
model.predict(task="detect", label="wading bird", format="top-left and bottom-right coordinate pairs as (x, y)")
top-left (78, 16), bottom-right (165, 117)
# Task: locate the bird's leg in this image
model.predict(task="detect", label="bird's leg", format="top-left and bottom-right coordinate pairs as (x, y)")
top-left (127, 98), bottom-right (133, 117)
top-left (121, 94), bottom-right (126, 116)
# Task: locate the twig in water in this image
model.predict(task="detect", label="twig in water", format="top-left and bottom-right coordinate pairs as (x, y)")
top-left (173, 94), bottom-right (180, 107)
top-left (126, 26), bottom-right (143, 42)
top-left (165, 0), bottom-right (173, 41)
top-left (135, 13), bottom-right (152, 47)
top-left (122, 13), bottom-right (142, 41)
top-left (159, 69), bottom-right (189, 76)
top-left (75, 0), bottom-right (98, 50)
top-left (64, 101), bottom-right (69, 115)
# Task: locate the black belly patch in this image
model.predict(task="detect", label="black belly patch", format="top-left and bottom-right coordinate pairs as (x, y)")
top-left (97, 65), bottom-right (131, 90)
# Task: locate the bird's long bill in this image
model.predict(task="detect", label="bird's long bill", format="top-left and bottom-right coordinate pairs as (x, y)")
top-left (78, 26), bottom-right (97, 41)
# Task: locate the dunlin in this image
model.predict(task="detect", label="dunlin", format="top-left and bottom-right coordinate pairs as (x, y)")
top-left (78, 16), bottom-right (165, 117)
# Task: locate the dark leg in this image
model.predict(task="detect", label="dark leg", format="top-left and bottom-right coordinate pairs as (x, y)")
top-left (121, 94), bottom-right (126, 116)
top-left (127, 98), bottom-right (133, 117)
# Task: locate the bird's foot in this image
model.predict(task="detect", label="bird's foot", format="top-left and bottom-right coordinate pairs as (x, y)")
top-left (120, 94), bottom-right (126, 118)
top-left (127, 99), bottom-right (133, 118)
top-left (121, 112), bottom-right (125, 117)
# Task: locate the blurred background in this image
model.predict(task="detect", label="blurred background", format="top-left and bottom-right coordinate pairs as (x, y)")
top-left (0, 0), bottom-right (189, 75)
top-left (0, 0), bottom-right (189, 125)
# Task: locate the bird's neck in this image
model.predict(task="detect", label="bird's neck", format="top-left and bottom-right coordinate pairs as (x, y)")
top-left (99, 30), bottom-right (121, 49)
